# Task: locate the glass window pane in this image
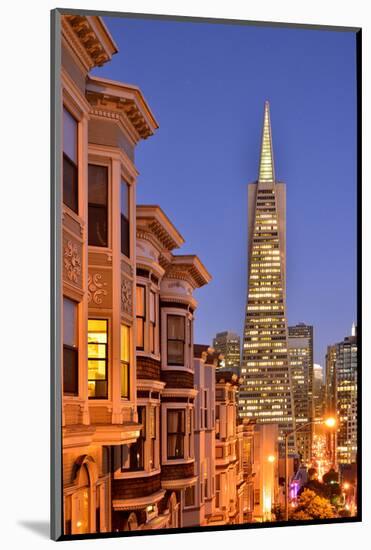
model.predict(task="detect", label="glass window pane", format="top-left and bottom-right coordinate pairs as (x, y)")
top-left (185, 486), bottom-right (195, 507)
top-left (63, 298), bottom-right (77, 347)
top-left (168, 315), bottom-right (185, 340)
top-left (121, 362), bottom-right (129, 399)
top-left (88, 360), bottom-right (107, 379)
top-left (87, 343), bottom-right (106, 360)
top-left (121, 214), bottom-right (130, 257)
top-left (121, 180), bottom-right (129, 217)
top-left (168, 341), bottom-right (184, 365)
top-left (136, 286), bottom-right (145, 317)
top-left (150, 291), bottom-right (156, 323)
top-left (88, 205), bottom-right (108, 247)
top-left (88, 165), bottom-right (108, 205)
top-left (88, 165), bottom-right (108, 247)
top-left (88, 320), bottom-right (107, 342)
top-left (63, 108), bottom-right (77, 163)
top-left (63, 156), bottom-right (78, 213)
top-left (150, 324), bottom-right (155, 354)
top-left (88, 380), bottom-right (107, 399)
top-left (63, 347), bottom-right (78, 395)
top-left (121, 325), bottom-right (130, 362)
top-left (136, 318), bottom-right (144, 348)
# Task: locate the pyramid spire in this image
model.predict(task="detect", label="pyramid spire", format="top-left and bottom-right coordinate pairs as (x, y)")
top-left (258, 101), bottom-right (275, 183)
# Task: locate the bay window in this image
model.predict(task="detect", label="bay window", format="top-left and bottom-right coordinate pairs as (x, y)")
top-left (88, 319), bottom-right (108, 399)
top-left (136, 285), bottom-right (145, 349)
top-left (63, 107), bottom-right (78, 213)
top-left (120, 325), bottom-right (130, 399)
top-left (88, 164), bottom-right (108, 247)
top-left (167, 315), bottom-right (185, 366)
top-left (63, 297), bottom-right (78, 395)
top-left (167, 409), bottom-right (185, 459)
top-left (121, 180), bottom-right (130, 257)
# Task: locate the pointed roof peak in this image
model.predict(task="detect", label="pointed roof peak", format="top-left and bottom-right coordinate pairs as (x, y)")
top-left (258, 100), bottom-right (275, 183)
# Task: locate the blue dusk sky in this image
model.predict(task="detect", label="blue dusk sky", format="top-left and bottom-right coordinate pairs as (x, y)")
top-left (92, 16), bottom-right (357, 367)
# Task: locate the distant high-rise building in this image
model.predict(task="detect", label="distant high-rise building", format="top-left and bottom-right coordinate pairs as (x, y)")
top-left (325, 344), bottom-right (337, 416)
top-left (288, 324), bottom-right (314, 464)
top-left (313, 363), bottom-right (325, 422)
top-left (335, 330), bottom-right (358, 466)
top-left (239, 101), bottom-right (295, 456)
top-left (212, 331), bottom-right (241, 373)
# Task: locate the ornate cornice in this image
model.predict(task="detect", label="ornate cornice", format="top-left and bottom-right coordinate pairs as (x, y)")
top-left (62, 15), bottom-right (118, 71)
top-left (86, 76), bottom-right (159, 141)
top-left (164, 255), bottom-right (212, 289)
top-left (136, 205), bottom-right (184, 252)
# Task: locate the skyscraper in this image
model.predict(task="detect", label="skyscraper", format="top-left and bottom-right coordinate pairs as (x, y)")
top-left (212, 331), bottom-right (241, 373)
top-left (313, 363), bottom-right (325, 422)
top-left (335, 330), bottom-right (358, 466)
top-left (288, 324), bottom-right (314, 464)
top-left (239, 101), bottom-right (295, 456)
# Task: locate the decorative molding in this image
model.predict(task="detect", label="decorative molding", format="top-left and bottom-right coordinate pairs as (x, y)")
top-left (88, 272), bottom-right (108, 305)
top-left (121, 276), bottom-right (133, 315)
top-left (87, 91), bottom-right (153, 140)
top-left (64, 240), bottom-right (82, 284)
top-left (63, 15), bottom-right (115, 70)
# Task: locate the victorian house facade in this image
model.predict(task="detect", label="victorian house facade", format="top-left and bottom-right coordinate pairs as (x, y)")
top-left (209, 371), bottom-right (246, 525)
top-left (60, 13), bottom-right (214, 535)
top-left (110, 207), bottom-right (211, 531)
top-left (61, 14), bottom-right (159, 535)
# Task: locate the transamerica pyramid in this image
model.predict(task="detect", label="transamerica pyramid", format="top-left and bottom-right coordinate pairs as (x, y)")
top-left (239, 101), bottom-right (296, 456)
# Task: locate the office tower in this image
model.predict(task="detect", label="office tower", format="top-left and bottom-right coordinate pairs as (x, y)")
top-left (239, 101), bottom-right (295, 456)
top-left (335, 330), bottom-right (358, 466)
top-left (288, 324), bottom-right (314, 464)
top-left (212, 331), bottom-right (241, 373)
top-left (313, 363), bottom-right (325, 421)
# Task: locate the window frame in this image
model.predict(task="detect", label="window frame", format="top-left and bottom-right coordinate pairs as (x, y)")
top-left (167, 409), bottom-right (185, 460)
top-left (167, 314), bottom-right (185, 366)
top-left (136, 284), bottom-right (146, 351)
top-left (120, 324), bottom-right (130, 400)
top-left (184, 485), bottom-right (195, 508)
top-left (120, 179), bottom-right (130, 258)
top-left (88, 163), bottom-right (109, 248)
top-left (63, 106), bottom-right (79, 214)
top-left (63, 297), bottom-right (79, 396)
top-left (149, 289), bottom-right (156, 355)
top-left (87, 318), bottom-right (109, 400)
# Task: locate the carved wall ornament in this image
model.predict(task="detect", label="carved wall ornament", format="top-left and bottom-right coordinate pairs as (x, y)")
top-left (88, 273), bottom-right (108, 305)
top-left (121, 278), bottom-right (133, 315)
top-left (64, 240), bottom-right (81, 283)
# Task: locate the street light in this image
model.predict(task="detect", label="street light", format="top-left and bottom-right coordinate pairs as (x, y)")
top-left (267, 454), bottom-right (276, 463)
top-left (284, 416), bottom-right (337, 521)
top-left (324, 417), bottom-right (336, 428)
